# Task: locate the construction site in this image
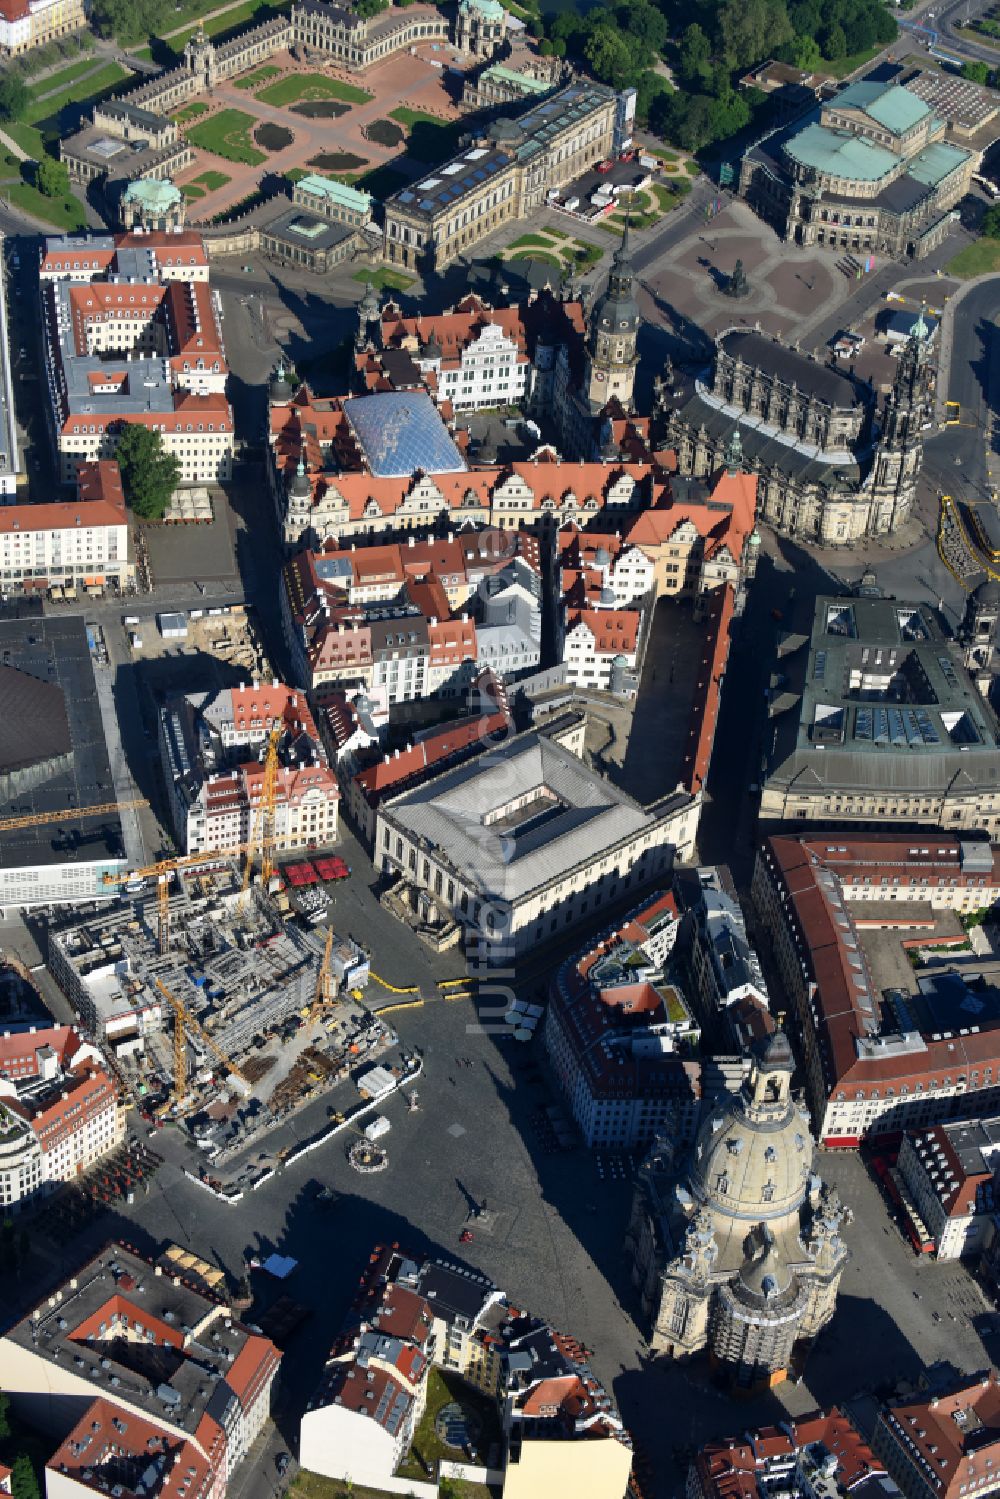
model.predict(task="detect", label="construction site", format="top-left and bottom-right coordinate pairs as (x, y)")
top-left (46, 858), bottom-right (395, 1158)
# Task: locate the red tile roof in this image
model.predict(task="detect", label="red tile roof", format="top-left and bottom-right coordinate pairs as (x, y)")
top-left (881, 1376), bottom-right (1000, 1499)
top-left (47, 1397), bottom-right (215, 1499)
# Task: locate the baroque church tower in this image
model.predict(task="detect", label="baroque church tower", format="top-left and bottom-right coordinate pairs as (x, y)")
top-left (869, 311), bottom-right (935, 534)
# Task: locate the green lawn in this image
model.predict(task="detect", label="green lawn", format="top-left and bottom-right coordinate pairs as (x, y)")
top-left (142, 0), bottom-right (290, 62)
top-left (182, 182), bottom-right (206, 200)
top-left (187, 108), bottom-right (266, 165)
top-left (291, 1471), bottom-right (488, 1499)
top-left (353, 266), bottom-right (415, 291)
top-left (257, 73), bottom-right (372, 106)
top-left (2, 179), bottom-right (85, 228)
top-left (192, 169), bottom-right (231, 190)
top-left (233, 63), bottom-right (281, 88)
top-left (2, 121), bottom-right (46, 159)
top-left (823, 42), bottom-right (883, 77)
top-left (509, 231), bottom-right (553, 248)
top-left (948, 237), bottom-right (1000, 278)
top-left (389, 106), bottom-right (441, 129)
top-left (28, 56), bottom-right (105, 100)
top-left (571, 238), bottom-right (602, 266)
top-left (25, 61), bottom-right (129, 125)
top-left (510, 247), bottom-right (563, 268)
top-left (285, 165), bottom-right (307, 182)
top-left (173, 101), bottom-right (208, 123)
top-left (395, 1367), bottom-right (500, 1485)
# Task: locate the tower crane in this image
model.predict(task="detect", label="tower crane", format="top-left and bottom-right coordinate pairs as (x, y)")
top-left (315, 926), bottom-right (335, 1009)
top-left (154, 977), bottom-right (249, 1106)
top-left (240, 724), bottom-right (282, 911)
top-left (102, 843), bottom-right (258, 954)
top-left (0, 797), bottom-right (148, 834)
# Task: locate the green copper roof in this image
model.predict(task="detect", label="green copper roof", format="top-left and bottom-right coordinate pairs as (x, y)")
top-left (460, 0), bottom-right (505, 17)
top-left (123, 178), bottom-right (182, 207)
top-left (907, 139), bottom-right (971, 187)
top-left (835, 80), bottom-right (932, 135)
top-left (481, 63), bottom-right (550, 92)
top-left (785, 122), bottom-right (898, 182)
top-left (296, 172), bottom-right (372, 213)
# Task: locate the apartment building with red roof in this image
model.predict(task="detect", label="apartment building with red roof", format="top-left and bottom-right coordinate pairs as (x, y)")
top-left (159, 679), bottom-right (339, 857)
top-left (42, 230), bottom-right (232, 486)
top-left (897, 1116), bottom-right (1000, 1260)
top-left (555, 527), bottom-right (654, 691)
top-left (690, 1410), bottom-right (891, 1499)
top-left (39, 231), bottom-right (210, 284)
top-left (753, 834), bottom-right (1000, 1146)
top-left (352, 292), bottom-right (590, 421)
top-left (0, 1023), bottom-right (123, 1212)
top-left (545, 890), bottom-right (708, 1148)
top-left (301, 1242), bottom-right (629, 1499)
top-left (0, 1244), bottom-right (280, 1492)
top-left (46, 1397), bottom-right (222, 1499)
top-left (873, 1373), bottom-right (1000, 1499)
top-left (0, 460), bottom-right (130, 591)
top-left (280, 544), bottom-right (485, 706)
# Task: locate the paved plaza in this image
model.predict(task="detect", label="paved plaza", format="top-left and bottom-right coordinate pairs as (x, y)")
top-left (6, 982), bottom-right (1000, 1499)
top-left (173, 44), bottom-right (465, 221)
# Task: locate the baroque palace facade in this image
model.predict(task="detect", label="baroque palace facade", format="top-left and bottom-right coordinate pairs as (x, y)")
top-left (656, 314), bottom-right (935, 544)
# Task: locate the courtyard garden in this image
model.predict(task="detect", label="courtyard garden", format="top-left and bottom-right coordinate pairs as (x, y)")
top-left (233, 63), bottom-right (281, 89)
top-left (256, 73), bottom-right (372, 107)
top-left (181, 169), bottom-right (232, 200)
top-left (394, 1367), bottom-right (500, 1485)
top-left (172, 100), bottom-right (208, 123)
top-left (186, 107), bottom-right (267, 165)
top-left (599, 179), bottom-right (691, 233)
top-left (254, 121), bottom-right (293, 150)
top-left (503, 226), bottom-right (605, 273)
top-left (353, 266), bottom-right (415, 293)
top-left (364, 118), bottom-right (405, 148)
top-left (389, 106), bottom-right (464, 164)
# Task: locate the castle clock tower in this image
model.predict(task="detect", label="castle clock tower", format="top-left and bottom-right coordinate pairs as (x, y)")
top-left (584, 218), bottom-right (640, 412)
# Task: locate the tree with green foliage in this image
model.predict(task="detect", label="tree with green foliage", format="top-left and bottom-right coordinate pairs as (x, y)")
top-left (636, 68), bottom-right (673, 125)
top-left (820, 20), bottom-right (847, 58)
top-left (718, 0), bottom-right (792, 68)
top-left (0, 1389), bottom-right (11, 1442)
top-left (584, 25), bottom-right (640, 88)
top-left (678, 22), bottom-right (712, 84)
top-left (11, 1456), bottom-right (39, 1499)
top-left (981, 204), bottom-right (1000, 239)
top-left (617, 0), bottom-right (668, 54)
top-left (962, 60), bottom-right (991, 83)
top-left (36, 156), bottom-right (69, 198)
top-left (0, 72), bottom-right (29, 123)
top-left (89, 0), bottom-right (169, 47)
top-left (355, 0), bottom-right (388, 16)
top-left (115, 423), bottom-right (181, 522)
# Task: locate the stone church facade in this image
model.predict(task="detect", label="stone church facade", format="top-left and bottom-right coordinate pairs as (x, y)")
top-left (656, 319), bottom-right (934, 545)
top-left (625, 1033), bottom-right (851, 1387)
